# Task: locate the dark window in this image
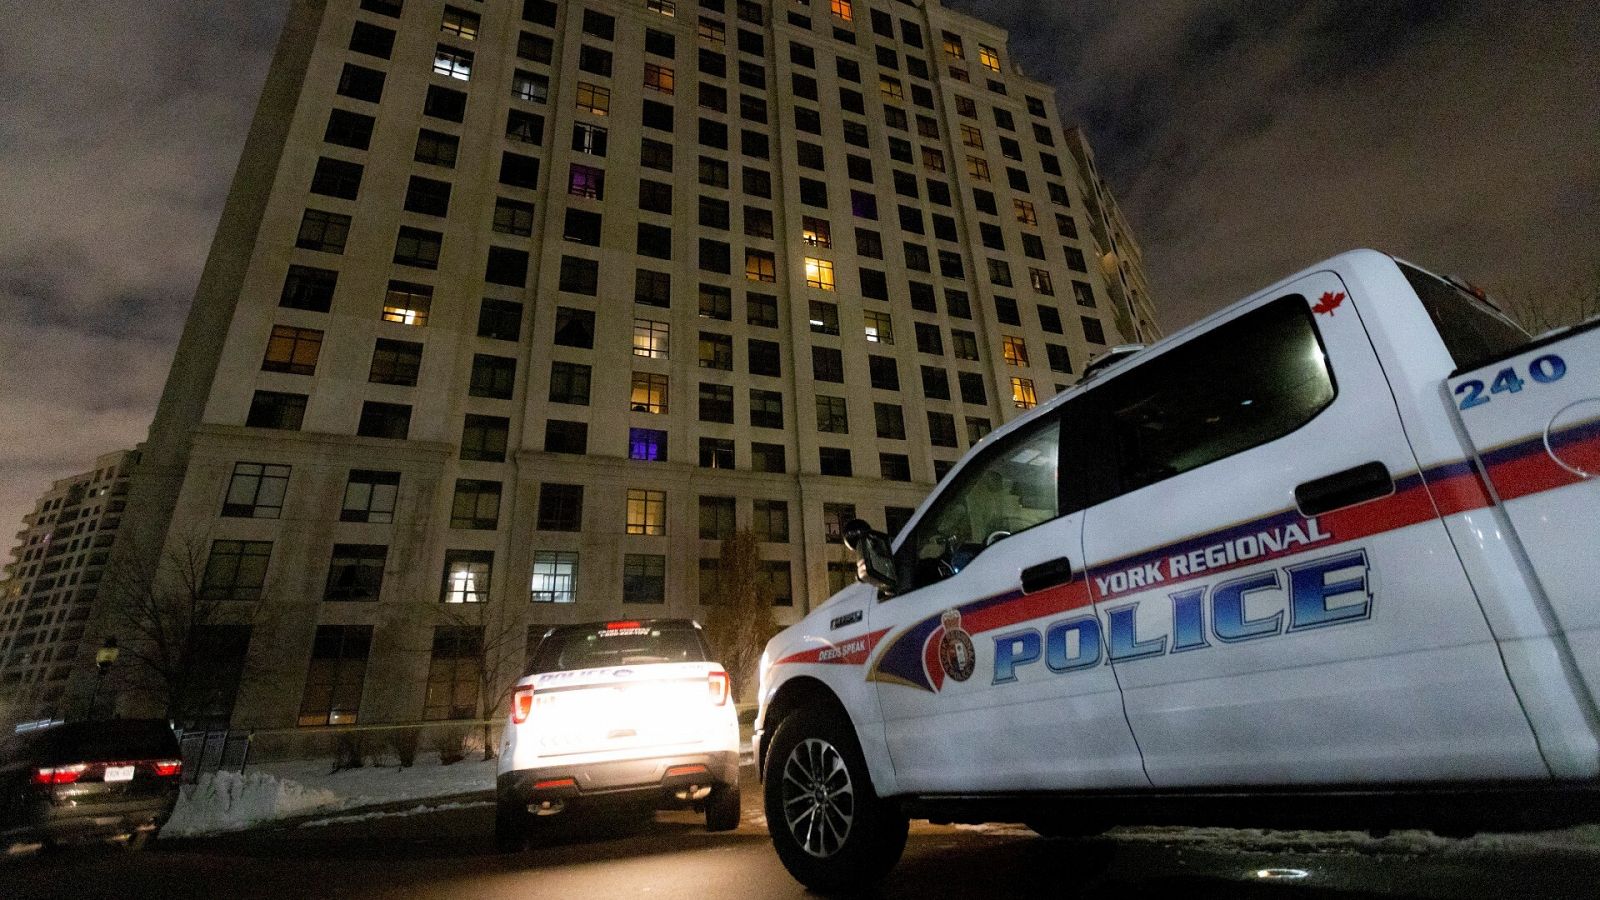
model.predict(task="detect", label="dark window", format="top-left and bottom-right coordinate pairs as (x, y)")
top-left (537, 483), bottom-right (584, 531)
top-left (748, 292), bottom-right (778, 327)
top-left (1046, 343), bottom-right (1073, 374)
top-left (1400, 264), bottom-right (1529, 367)
top-left (623, 555), bottom-right (666, 604)
top-left (423, 626), bottom-right (483, 719)
top-left (548, 361), bottom-right (592, 405)
top-left (880, 453), bottom-right (912, 482)
top-left (797, 141), bottom-right (825, 170)
top-left (700, 47), bottom-right (727, 78)
top-left (636, 223), bottom-right (672, 259)
top-left (947, 289), bottom-right (972, 318)
top-left (450, 480), bottom-right (502, 530)
top-left (641, 137), bottom-right (674, 171)
top-left (812, 346), bottom-right (844, 383)
top-left (324, 109), bottom-right (375, 150)
top-left (500, 151), bottom-right (540, 189)
top-left (524, 0), bottom-right (558, 26)
top-left (643, 99), bottom-right (675, 132)
top-left (470, 354), bottom-right (517, 399)
top-left (744, 206), bottom-right (774, 239)
top-left (507, 109), bottom-right (545, 145)
top-left (392, 226), bottom-right (442, 269)
top-left (928, 411), bottom-right (958, 447)
top-left (338, 63), bottom-right (385, 103)
top-left (564, 208), bottom-right (602, 245)
top-left (636, 269), bottom-right (672, 307)
top-left (559, 256), bottom-right (599, 294)
top-left (341, 469), bottom-right (399, 523)
top-left (579, 44), bottom-right (613, 76)
top-left (751, 442), bottom-right (786, 473)
top-left (800, 178), bottom-right (828, 208)
top-left (860, 269), bottom-right (889, 301)
top-left (554, 306), bottom-right (595, 347)
top-left (368, 338), bottom-right (422, 386)
top-left (349, 21), bottom-right (396, 58)
top-left (461, 415), bottom-right (509, 462)
top-left (748, 340), bottom-right (780, 377)
top-left (850, 190), bottom-right (877, 219)
top-left (847, 154), bottom-right (874, 183)
top-left (995, 295), bottom-right (1021, 325)
top-left (700, 496), bottom-right (736, 539)
top-left (424, 84), bottom-right (467, 122)
top-left (646, 28), bottom-right (676, 57)
top-left (299, 625), bottom-right (371, 726)
top-left (493, 197), bottom-right (534, 236)
top-left (816, 395), bottom-right (849, 433)
top-left (221, 463), bottom-right (290, 519)
top-left (403, 176), bottom-right (451, 216)
top-left (914, 322), bottom-right (944, 355)
top-left (357, 401), bottom-right (412, 439)
top-left (855, 227), bottom-right (883, 258)
top-left (311, 157), bottom-right (362, 200)
top-left (700, 283), bottom-right (732, 319)
top-left (519, 31), bottom-right (554, 63)
top-left (246, 391), bottom-right (307, 430)
top-left (545, 419), bottom-right (589, 454)
top-left (324, 544), bottom-right (387, 601)
top-left (699, 383), bottom-right (734, 422)
top-left (819, 447), bottom-right (852, 477)
top-left (959, 371), bottom-right (988, 405)
top-left (572, 122), bottom-right (609, 155)
top-left (478, 299), bottom-right (523, 341)
top-left (699, 155), bottom-right (729, 187)
top-left (296, 209), bottom-right (350, 254)
top-left (700, 437), bottom-right (735, 469)
top-left (750, 388), bottom-right (783, 428)
top-left (639, 179), bottom-right (674, 214)
top-left (582, 8), bottom-right (615, 39)
top-left (1081, 316), bottom-right (1106, 344)
top-left (869, 354), bottom-right (899, 390)
top-left (921, 365), bottom-right (950, 400)
top-left (874, 402), bottom-right (905, 440)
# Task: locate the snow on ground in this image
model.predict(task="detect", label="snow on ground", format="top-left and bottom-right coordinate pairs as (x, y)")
top-left (953, 822), bottom-right (1600, 858)
top-left (298, 800), bottom-right (494, 829)
top-left (163, 756), bottom-right (497, 837)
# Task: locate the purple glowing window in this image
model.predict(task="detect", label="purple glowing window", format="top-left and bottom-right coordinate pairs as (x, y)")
top-left (569, 164), bottom-right (605, 199)
top-left (629, 427), bottom-right (668, 461)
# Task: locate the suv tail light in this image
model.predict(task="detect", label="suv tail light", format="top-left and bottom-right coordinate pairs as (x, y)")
top-left (33, 764), bottom-right (87, 785)
top-left (708, 669), bottom-right (730, 706)
top-left (511, 685), bottom-right (537, 724)
top-left (152, 760), bottom-right (183, 777)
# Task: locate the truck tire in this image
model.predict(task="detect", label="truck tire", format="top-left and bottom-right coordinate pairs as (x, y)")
top-left (706, 781), bottom-right (741, 832)
top-left (494, 792), bottom-right (531, 853)
top-left (764, 705), bottom-right (908, 894)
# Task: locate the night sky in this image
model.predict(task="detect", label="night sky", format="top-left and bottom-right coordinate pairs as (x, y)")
top-left (1, 0), bottom-right (1597, 547)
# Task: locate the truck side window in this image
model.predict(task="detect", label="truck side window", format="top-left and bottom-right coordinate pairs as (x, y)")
top-left (1398, 263), bottom-right (1527, 370)
top-left (900, 418), bottom-right (1060, 590)
top-left (1098, 296), bottom-right (1335, 498)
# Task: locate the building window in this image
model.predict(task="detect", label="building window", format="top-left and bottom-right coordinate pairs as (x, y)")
top-left (623, 554), bottom-right (666, 604)
top-left (281, 264), bottom-right (337, 312)
top-left (624, 489), bottom-right (666, 536)
top-left (1081, 316), bottom-right (1107, 345)
top-left (470, 354), bottom-right (517, 399)
top-left (629, 427), bottom-right (669, 461)
top-left (423, 85), bottom-right (467, 121)
top-left (394, 226), bottom-right (442, 269)
top-left (830, 0), bottom-right (853, 21)
top-left (813, 346), bottom-right (845, 383)
top-left (357, 401), bottom-right (412, 439)
top-left (246, 391), bottom-right (307, 431)
top-left (880, 453), bottom-right (912, 482)
top-left (698, 15), bottom-right (725, 45)
top-left (941, 31), bottom-right (964, 59)
top-left (809, 300), bottom-right (840, 335)
top-left (423, 626), bottom-right (482, 720)
top-left (324, 543), bottom-right (386, 601)
top-left (545, 420), bottom-right (589, 454)
top-left (868, 354), bottom-right (899, 391)
top-left (296, 209), bottom-right (350, 253)
top-left (699, 332), bottom-right (734, 370)
top-left (823, 503), bottom-right (856, 543)
top-left (700, 437), bottom-right (735, 469)
top-left (804, 257), bottom-right (834, 290)
top-left (633, 319), bottom-right (670, 358)
top-left (978, 43), bottom-right (1000, 71)
top-left (568, 163), bottom-right (605, 199)
top-left (816, 395), bottom-right (849, 433)
top-left (750, 388), bottom-right (784, 428)
top-left (753, 499), bottom-right (789, 542)
top-left (875, 402), bottom-right (906, 440)
top-left (700, 382), bottom-right (734, 423)
top-left (699, 495), bottom-right (736, 539)
top-left (700, 283), bottom-right (732, 319)
top-left (630, 372), bottom-right (669, 413)
top-left (442, 550), bottom-right (493, 603)
top-left (1011, 376), bottom-right (1038, 409)
top-left (513, 70), bottom-right (549, 103)
top-left (576, 81), bottom-right (611, 115)
top-left (531, 551), bottom-right (579, 603)
top-left (572, 122), bottom-right (608, 157)
top-left (819, 447), bottom-right (853, 477)
top-left (441, 5), bottom-right (480, 39)
top-left (311, 157), bottom-right (363, 199)
top-left (222, 462), bottom-right (290, 519)
top-left (450, 479), bottom-right (502, 530)
top-left (914, 322), bottom-right (944, 355)
top-left (802, 216), bottom-right (832, 248)
top-left (433, 44), bottom-right (473, 80)
top-left (538, 483), bottom-right (584, 531)
top-left (966, 156), bottom-right (991, 181)
top-left (380, 281), bottom-right (431, 326)
top-left (952, 330), bottom-right (981, 361)
top-left (368, 338), bottom-right (422, 386)
top-left (863, 310), bottom-right (893, 344)
top-left (201, 540), bottom-right (272, 600)
top-left (548, 361), bottom-right (591, 406)
top-left (341, 470), bottom-right (399, 523)
top-left (478, 299), bottom-right (523, 341)
top-left (298, 625), bottom-right (371, 727)
top-left (461, 415), bottom-right (509, 463)
top-left (751, 442), bottom-right (786, 473)
top-left (928, 411), bottom-right (959, 448)
top-left (746, 250), bottom-right (777, 283)
top-left (261, 325), bottom-right (323, 376)
top-left (1002, 335), bottom-right (1030, 367)
top-left (1030, 268), bottom-right (1055, 295)
top-left (644, 62), bottom-right (676, 94)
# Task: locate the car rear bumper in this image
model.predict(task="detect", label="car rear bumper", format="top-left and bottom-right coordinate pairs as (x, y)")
top-left (2, 793), bottom-right (178, 846)
top-left (499, 749), bottom-right (739, 810)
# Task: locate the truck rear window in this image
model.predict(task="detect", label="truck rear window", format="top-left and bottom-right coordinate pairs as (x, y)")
top-left (1399, 263), bottom-right (1527, 370)
top-left (529, 624), bottom-right (708, 674)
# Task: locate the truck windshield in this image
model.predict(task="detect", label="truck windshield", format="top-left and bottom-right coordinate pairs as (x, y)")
top-left (529, 624), bottom-right (708, 674)
top-left (1399, 263), bottom-right (1527, 370)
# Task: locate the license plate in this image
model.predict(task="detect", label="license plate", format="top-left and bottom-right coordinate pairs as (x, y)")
top-left (104, 766), bottom-right (135, 782)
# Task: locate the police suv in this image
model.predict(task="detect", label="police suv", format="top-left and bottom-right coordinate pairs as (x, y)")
top-left (495, 619), bottom-right (740, 850)
top-left (754, 250), bottom-right (1600, 892)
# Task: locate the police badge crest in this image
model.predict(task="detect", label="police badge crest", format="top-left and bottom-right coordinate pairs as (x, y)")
top-left (937, 609), bottom-right (976, 682)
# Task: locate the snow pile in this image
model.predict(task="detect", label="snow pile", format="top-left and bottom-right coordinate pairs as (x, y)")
top-left (163, 757), bottom-right (496, 837)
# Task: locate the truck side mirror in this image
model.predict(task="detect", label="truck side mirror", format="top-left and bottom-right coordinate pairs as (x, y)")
top-left (842, 519), bottom-right (897, 594)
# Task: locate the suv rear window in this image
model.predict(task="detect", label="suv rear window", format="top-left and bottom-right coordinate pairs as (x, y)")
top-left (1399, 263), bottom-right (1527, 370)
top-left (1, 721), bottom-right (179, 764)
top-left (529, 623), bottom-right (709, 674)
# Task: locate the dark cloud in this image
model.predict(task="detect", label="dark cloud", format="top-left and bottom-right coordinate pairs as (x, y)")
top-left (1, 1), bottom-right (1597, 549)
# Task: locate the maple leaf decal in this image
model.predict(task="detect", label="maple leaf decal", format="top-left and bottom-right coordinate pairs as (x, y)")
top-left (1312, 291), bottom-right (1346, 316)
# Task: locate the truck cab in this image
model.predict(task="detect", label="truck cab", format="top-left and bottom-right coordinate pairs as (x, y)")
top-left (754, 250), bottom-right (1600, 892)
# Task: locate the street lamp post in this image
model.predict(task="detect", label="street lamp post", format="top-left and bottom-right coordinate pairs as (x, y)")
top-left (89, 636), bottom-right (119, 719)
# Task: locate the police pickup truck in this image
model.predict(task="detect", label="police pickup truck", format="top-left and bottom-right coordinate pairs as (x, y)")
top-left (754, 250), bottom-right (1600, 892)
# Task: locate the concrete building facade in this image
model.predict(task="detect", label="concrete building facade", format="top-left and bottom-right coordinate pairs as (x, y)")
top-left (78, 0), bottom-right (1155, 730)
top-left (1065, 125), bottom-right (1161, 344)
top-left (1, 449), bottom-right (139, 726)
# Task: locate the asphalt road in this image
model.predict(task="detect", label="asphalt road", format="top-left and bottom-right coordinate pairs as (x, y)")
top-left (9, 773), bottom-right (1600, 899)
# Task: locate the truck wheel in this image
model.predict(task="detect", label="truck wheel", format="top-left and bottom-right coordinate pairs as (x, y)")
top-left (764, 706), bottom-right (908, 894)
top-left (494, 792), bottom-right (532, 853)
top-left (706, 781), bottom-right (741, 832)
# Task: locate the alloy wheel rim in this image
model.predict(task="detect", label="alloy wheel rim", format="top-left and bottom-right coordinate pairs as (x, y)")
top-left (780, 737), bottom-right (856, 858)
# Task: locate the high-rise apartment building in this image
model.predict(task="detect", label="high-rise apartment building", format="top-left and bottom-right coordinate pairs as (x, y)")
top-left (1, 449), bottom-right (139, 726)
top-left (80, 0), bottom-right (1153, 729)
top-left (1066, 126), bottom-right (1161, 344)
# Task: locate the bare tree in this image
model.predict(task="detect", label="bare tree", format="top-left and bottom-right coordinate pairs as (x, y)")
top-left (100, 531), bottom-right (254, 728)
top-left (439, 599), bottom-right (526, 761)
top-left (1498, 269), bottom-right (1600, 335)
top-left (703, 530), bottom-right (780, 703)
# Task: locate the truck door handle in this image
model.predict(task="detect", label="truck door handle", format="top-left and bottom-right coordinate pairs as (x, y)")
top-left (1295, 461), bottom-right (1394, 517)
top-left (1021, 557), bottom-right (1074, 594)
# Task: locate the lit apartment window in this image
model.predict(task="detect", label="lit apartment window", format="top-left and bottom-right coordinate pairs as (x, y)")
top-left (576, 81), bottom-right (610, 115)
top-left (644, 63), bottom-right (675, 94)
top-left (630, 372), bottom-right (669, 413)
top-left (1011, 376), bottom-right (1037, 409)
top-left (804, 257), bottom-right (834, 290)
top-left (513, 70), bottom-right (549, 103)
top-left (633, 318), bottom-right (669, 358)
top-left (698, 16), bottom-right (725, 46)
top-left (1030, 268), bottom-right (1055, 295)
top-left (1002, 335), bottom-right (1030, 367)
top-left (809, 300), bottom-right (840, 335)
top-left (922, 147), bottom-right (946, 173)
top-left (978, 43), bottom-right (1001, 71)
top-left (879, 76), bottom-right (903, 101)
top-left (441, 6), bottom-right (479, 39)
top-left (298, 625), bottom-right (370, 727)
top-left (863, 310), bottom-right (893, 344)
top-left (262, 325), bottom-right (323, 376)
top-left (967, 156), bottom-right (991, 181)
top-left (647, 0), bottom-right (677, 16)
top-left (960, 124), bottom-right (983, 148)
top-left (830, 0), bottom-right (853, 22)
top-left (629, 427), bottom-right (668, 461)
top-left (442, 550), bottom-right (493, 603)
top-left (626, 489), bottom-right (667, 535)
top-left (433, 45), bottom-right (473, 80)
top-left (382, 280), bottom-right (432, 326)
top-left (531, 551), bottom-right (579, 603)
top-left (746, 250), bottom-right (777, 283)
top-left (1014, 199), bottom-right (1038, 226)
top-left (942, 31), bottom-right (964, 59)
top-left (568, 163), bottom-right (604, 199)
top-left (801, 216), bottom-right (832, 248)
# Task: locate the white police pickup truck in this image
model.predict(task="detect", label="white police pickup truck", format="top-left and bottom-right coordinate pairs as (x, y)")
top-left (754, 250), bottom-right (1600, 892)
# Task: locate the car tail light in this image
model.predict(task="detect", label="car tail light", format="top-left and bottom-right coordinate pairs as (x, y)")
top-left (511, 685), bottom-right (537, 724)
top-left (605, 621), bottom-right (642, 630)
top-left (152, 760), bottom-right (183, 777)
top-left (32, 764), bottom-right (87, 785)
top-left (708, 669), bottom-right (730, 706)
